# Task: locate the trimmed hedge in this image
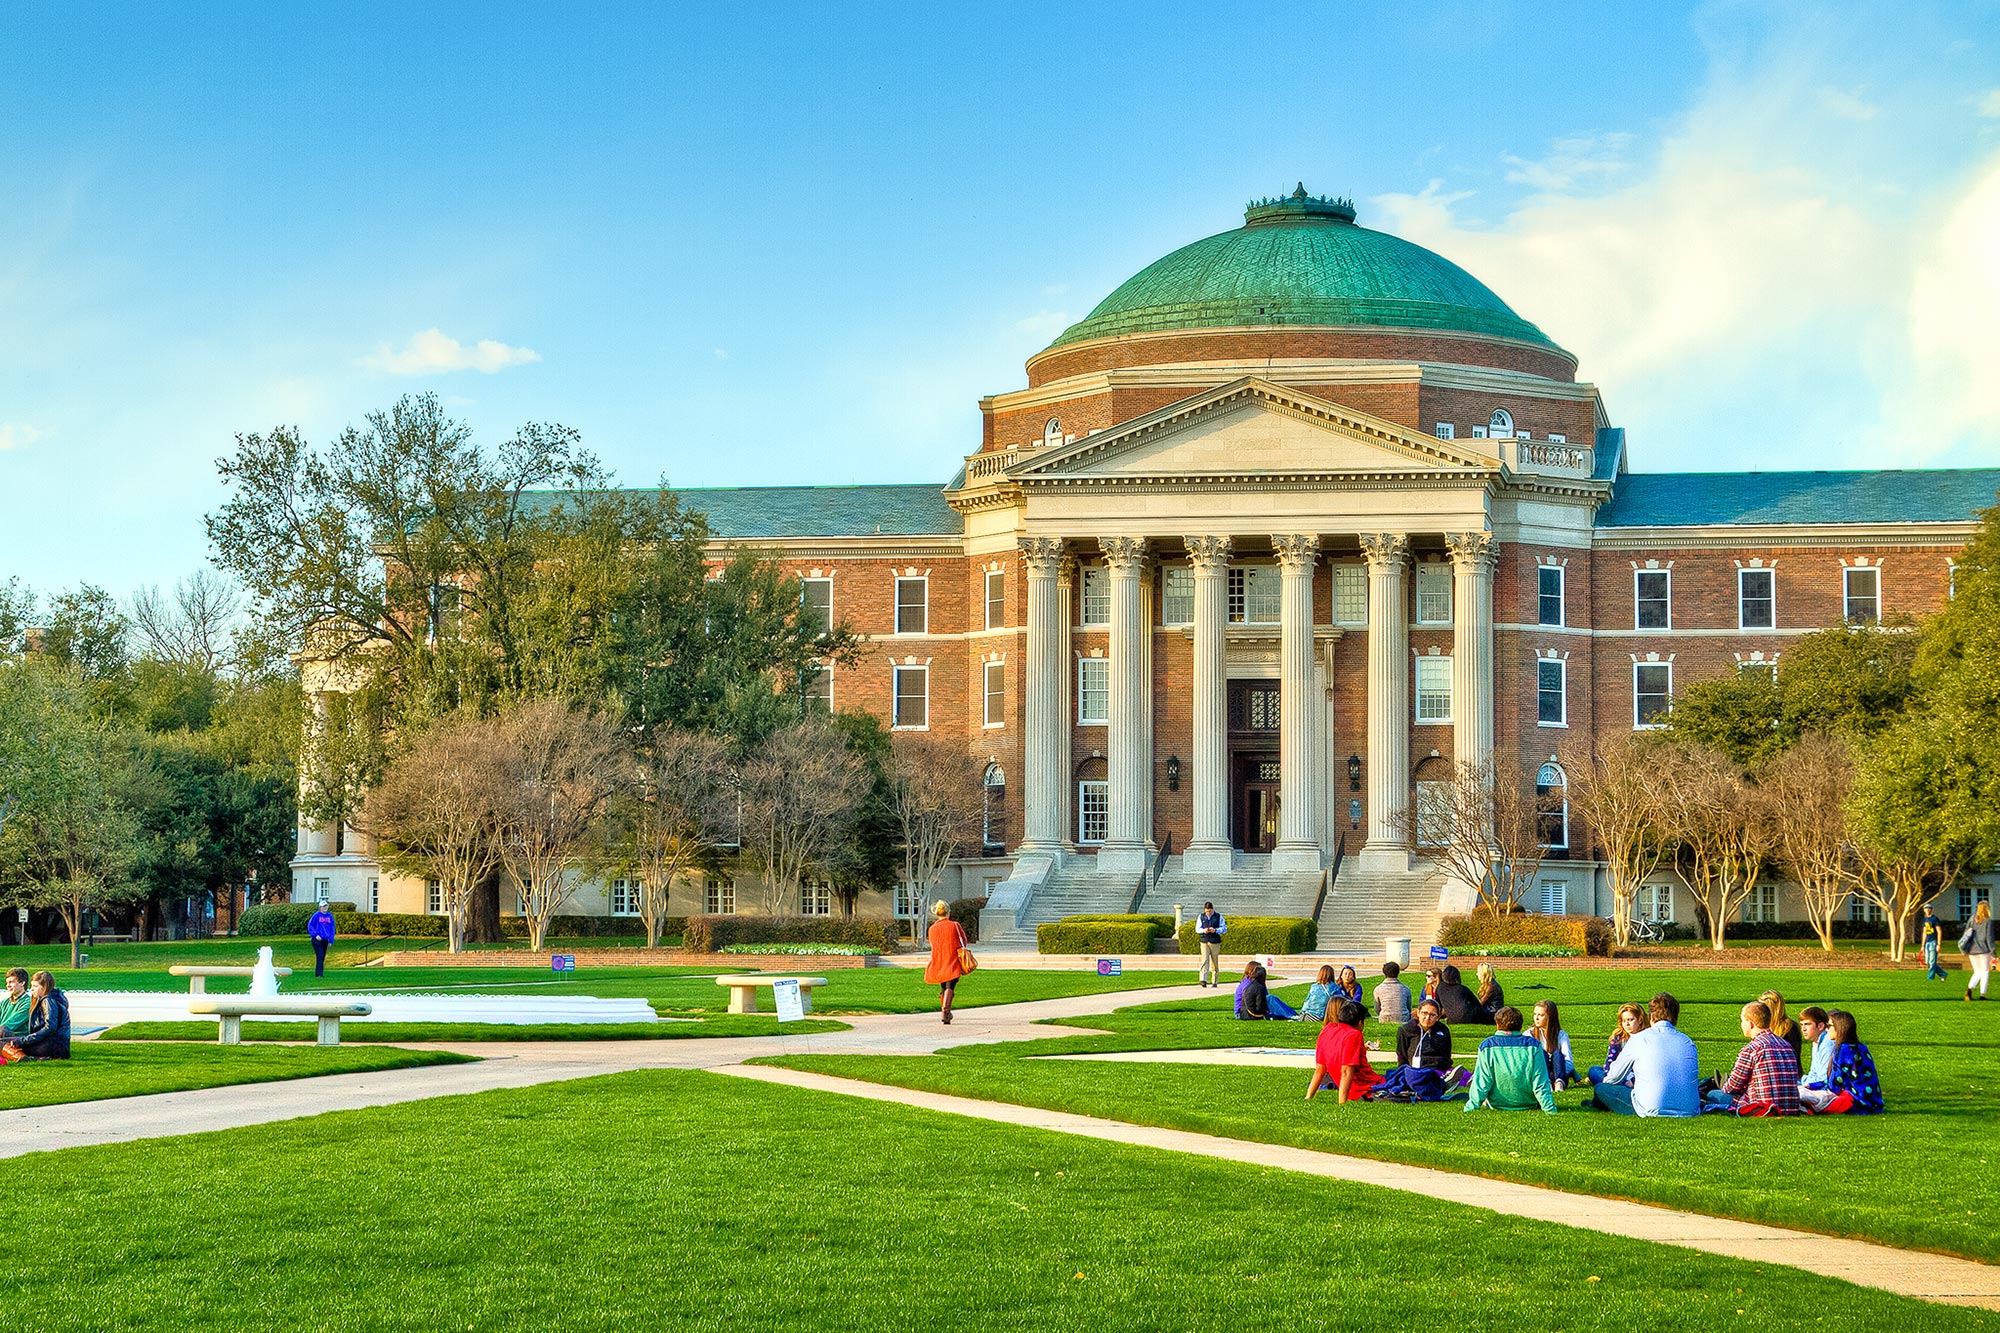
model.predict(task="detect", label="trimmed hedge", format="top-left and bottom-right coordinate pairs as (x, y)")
top-left (1437, 911), bottom-right (1613, 957)
top-left (683, 914), bottom-right (899, 953)
top-left (1445, 943), bottom-right (1582, 959)
top-left (948, 897), bottom-right (987, 945)
top-left (1037, 921), bottom-right (1157, 954)
top-left (254, 911), bottom-right (671, 941)
top-left (1175, 916), bottom-right (1317, 955)
top-left (1058, 913), bottom-right (1177, 939)
top-left (237, 904), bottom-right (319, 937)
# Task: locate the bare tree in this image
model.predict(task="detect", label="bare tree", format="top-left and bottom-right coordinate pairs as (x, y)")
top-left (129, 570), bottom-right (241, 673)
top-left (888, 734), bottom-right (987, 928)
top-left (361, 709), bottom-right (508, 952)
top-left (1760, 734), bottom-right (1857, 951)
top-left (1656, 746), bottom-right (1771, 951)
top-left (738, 720), bottom-right (868, 914)
top-left (1561, 734), bottom-right (1671, 947)
top-left (1851, 842), bottom-right (1943, 963)
top-left (610, 724), bottom-right (734, 947)
top-left (1397, 759), bottom-right (1547, 915)
top-left (492, 698), bottom-right (622, 951)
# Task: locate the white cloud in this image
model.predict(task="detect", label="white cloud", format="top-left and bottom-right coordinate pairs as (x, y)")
top-left (1501, 132), bottom-right (1634, 192)
top-left (1899, 156), bottom-right (2000, 442)
top-left (1819, 87), bottom-right (1880, 121)
top-left (1978, 88), bottom-right (2000, 118)
top-left (361, 328), bottom-right (541, 376)
top-left (1013, 310), bottom-right (1073, 342)
top-left (0, 423), bottom-right (40, 451)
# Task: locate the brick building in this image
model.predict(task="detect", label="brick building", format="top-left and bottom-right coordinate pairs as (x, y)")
top-left (294, 188), bottom-right (2000, 944)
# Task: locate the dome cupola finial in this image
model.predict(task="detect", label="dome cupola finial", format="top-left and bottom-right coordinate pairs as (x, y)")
top-left (1245, 185), bottom-right (1356, 229)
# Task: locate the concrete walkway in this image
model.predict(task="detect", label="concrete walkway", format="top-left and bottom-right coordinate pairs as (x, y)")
top-left (4, 979), bottom-right (1997, 1312)
top-left (722, 1064), bottom-right (2000, 1311)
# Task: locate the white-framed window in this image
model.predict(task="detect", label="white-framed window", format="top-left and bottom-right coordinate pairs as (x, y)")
top-left (1472, 425), bottom-right (1489, 439)
top-left (1434, 422), bottom-right (1455, 440)
top-left (1077, 657), bottom-right (1109, 725)
top-left (704, 879), bottom-right (736, 915)
top-left (801, 665), bottom-right (833, 713)
top-left (1742, 884), bottom-right (1778, 924)
top-left (984, 570), bottom-right (1005, 629)
top-left (1537, 565), bottom-right (1564, 627)
top-left (800, 578), bottom-right (833, 636)
top-left (1738, 568), bottom-right (1775, 630)
top-left (892, 664), bottom-right (929, 729)
top-left (1548, 433), bottom-right (1567, 445)
top-left (1227, 565), bottom-right (1280, 623)
top-left (894, 577), bottom-right (928, 635)
top-left (1077, 780), bottom-right (1109, 844)
top-left (1161, 566), bottom-right (1193, 626)
top-left (610, 879), bottom-right (641, 916)
top-left (1333, 565), bottom-right (1367, 624)
top-left (982, 763), bottom-right (1006, 849)
top-left (1536, 762), bottom-right (1568, 849)
top-left (1634, 661), bottom-right (1672, 728)
top-left (1738, 658), bottom-right (1778, 681)
top-left (1079, 566), bottom-right (1110, 626)
top-left (1488, 408), bottom-right (1514, 436)
top-left (1849, 897), bottom-right (1883, 924)
top-left (1635, 569), bottom-right (1671, 630)
top-left (426, 881), bottom-right (443, 915)
top-left (983, 660), bottom-right (1005, 727)
top-left (1645, 883), bottom-right (1674, 923)
top-left (1949, 562), bottom-right (1958, 600)
top-left (1415, 781), bottom-right (1451, 847)
top-left (313, 877), bottom-right (330, 905)
top-left (1844, 566), bottom-right (1880, 624)
top-left (1415, 655), bottom-right (1453, 724)
top-left (1958, 886), bottom-right (1990, 920)
top-left (1415, 563), bottom-right (1452, 624)
top-left (1043, 417), bottom-right (1063, 448)
top-left (1539, 880), bottom-right (1567, 915)
top-left (365, 878), bottom-right (379, 913)
top-left (800, 882), bottom-right (832, 916)
top-left (1537, 659), bottom-right (1566, 727)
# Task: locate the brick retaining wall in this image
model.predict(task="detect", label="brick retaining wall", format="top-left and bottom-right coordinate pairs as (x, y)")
top-left (374, 949), bottom-right (883, 969)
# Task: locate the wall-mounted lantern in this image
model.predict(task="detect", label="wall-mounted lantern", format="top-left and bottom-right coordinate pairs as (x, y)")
top-left (1165, 754), bottom-right (1182, 791)
top-left (1346, 753), bottom-right (1363, 791)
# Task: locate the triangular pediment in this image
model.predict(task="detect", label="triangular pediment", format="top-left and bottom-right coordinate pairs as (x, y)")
top-left (1012, 377), bottom-right (1498, 482)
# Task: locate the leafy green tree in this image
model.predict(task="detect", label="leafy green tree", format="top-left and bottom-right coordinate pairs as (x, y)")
top-left (1666, 669), bottom-right (1784, 766)
top-left (1778, 624), bottom-right (1917, 738)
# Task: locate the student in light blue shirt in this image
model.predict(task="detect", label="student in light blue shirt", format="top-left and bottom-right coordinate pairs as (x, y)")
top-left (1797, 1005), bottom-right (1836, 1090)
top-left (1590, 993), bottom-right (1701, 1117)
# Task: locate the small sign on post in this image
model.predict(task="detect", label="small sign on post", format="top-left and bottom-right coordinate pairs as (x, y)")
top-left (1429, 945), bottom-right (1449, 961)
top-left (772, 978), bottom-right (806, 1023)
top-left (551, 954), bottom-right (576, 973)
top-left (1096, 958), bottom-right (1122, 977)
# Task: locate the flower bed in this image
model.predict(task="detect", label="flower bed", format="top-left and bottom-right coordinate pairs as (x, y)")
top-left (720, 943), bottom-right (880, 957)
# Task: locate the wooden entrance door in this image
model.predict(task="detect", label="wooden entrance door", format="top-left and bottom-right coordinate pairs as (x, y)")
top-left (1235, 753), bottom-right (1281, 853)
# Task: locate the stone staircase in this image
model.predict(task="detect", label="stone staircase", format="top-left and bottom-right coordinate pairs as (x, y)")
top-left (1313, 862), bottom-right (1447, 954)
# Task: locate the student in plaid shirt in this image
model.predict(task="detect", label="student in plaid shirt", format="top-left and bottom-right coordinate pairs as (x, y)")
top-left (1705, 1000), bottom-right (1802, 1116)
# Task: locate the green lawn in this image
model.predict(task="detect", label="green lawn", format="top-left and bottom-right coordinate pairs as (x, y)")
top-left (0, 1043), bottom-right (472, 1111)
top-left (101, 1016), bottom-right (851, 1042)
top-left (0, 1069), bottom-right (1977, 1332)
top-left (766, 965), bottom-right (2000, 1262)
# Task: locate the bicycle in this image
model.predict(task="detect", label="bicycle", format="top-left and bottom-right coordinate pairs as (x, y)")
top-left (1612, 915), bottom-right (1667, 945)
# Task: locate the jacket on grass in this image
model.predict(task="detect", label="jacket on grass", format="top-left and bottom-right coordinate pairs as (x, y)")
top-left (17, 990), bottom-right (69, 1060)
top-left (1825, 1043), bottom-right (1884, 1114)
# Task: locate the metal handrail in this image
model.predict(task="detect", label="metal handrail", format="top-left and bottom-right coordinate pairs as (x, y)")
top-left (1129, 833), bottom-right (1174, 913)
top-left (1311, 833), bottom-right (1347, 923)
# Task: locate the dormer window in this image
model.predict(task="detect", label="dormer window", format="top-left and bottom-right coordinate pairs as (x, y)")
top-left (1043, 418), bottom-right (1063, 447)
top-left (1488, 409), bottom-right (1514, 436)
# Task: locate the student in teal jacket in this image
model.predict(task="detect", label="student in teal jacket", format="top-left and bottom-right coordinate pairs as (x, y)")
top-left (0, 967), bottom-right (29, 1038)
top-left (1463, 1006), bottom-right (1557, 1114)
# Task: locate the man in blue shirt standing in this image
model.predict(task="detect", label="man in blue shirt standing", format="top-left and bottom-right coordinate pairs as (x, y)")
top-left (1196, 902), bottom-right (1225, 988)
top-left (1590, 992), bottom-right (1701, 1117)
top-left (307, 904), bottom-right (337, 978)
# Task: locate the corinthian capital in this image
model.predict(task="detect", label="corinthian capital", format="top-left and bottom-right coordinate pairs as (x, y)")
top-left (1271, 533), bottom-right (1321, 573)
top-left (1358, 533), bottom-right (1410, 570)
top-left (1182, 535), bottom-right (1233, 570)
top-left (1446, 531), bottom-right (1496, 571)
top-left (1097, 535), bottom-right (1151, 572)
top-left (1018, 536), bottom-right (1068, 577)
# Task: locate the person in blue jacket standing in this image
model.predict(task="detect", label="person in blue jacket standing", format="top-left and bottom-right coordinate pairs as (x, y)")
top-left (307, 904), bottom-right (336, 977)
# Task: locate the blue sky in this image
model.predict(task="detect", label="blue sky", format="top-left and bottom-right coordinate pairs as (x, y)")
top-left (3, 1), bottom-right (1997, 594)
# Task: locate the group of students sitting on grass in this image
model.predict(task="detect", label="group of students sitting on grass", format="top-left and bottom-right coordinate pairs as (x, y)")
top-left (1277, 960), bottom-right (1884, 1118)
top-left (0, 968), bottom-right (71, 1063)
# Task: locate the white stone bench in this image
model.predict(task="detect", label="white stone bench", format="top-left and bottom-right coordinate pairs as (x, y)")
top-left (168, 965), bottom-right (294, 995)
top-left (713, 975), bottom-right (828, 1015)
top-left (188, 997), bottom-right (372, 1046)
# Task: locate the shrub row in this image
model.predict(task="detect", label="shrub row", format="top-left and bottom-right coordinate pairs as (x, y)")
top-left (719, 942), bottom-right (879, 956)
top-left (683, 914), bottom-right (899, 953)
top-left (1058, 913), bottom-right (1177, 939)
top-left (238, 904), bottom-right (319, 937)
top-left (1442, 943), bottom-right (1582, 959)
top-left (1437, 911), bottom-right (1613, 957)
top-left (1037, 921), bottom-right (1157, 954)
top-left (1175, 916), bottom-right (1317, 955)
top-left (247, 909), bottom-right (675, 941)
top-left (948, 897), bottom-right (987, 944)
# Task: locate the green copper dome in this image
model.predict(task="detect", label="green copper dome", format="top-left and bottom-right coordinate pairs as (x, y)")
top-left (1049, 187), bottom-right (1557, 350)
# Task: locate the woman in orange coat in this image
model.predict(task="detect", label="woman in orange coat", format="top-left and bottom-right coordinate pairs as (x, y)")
top-left (924, 900), bottom-right (971, 1025)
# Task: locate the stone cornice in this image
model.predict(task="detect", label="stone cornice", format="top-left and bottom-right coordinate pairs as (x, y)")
top-left (983, 359), bottom-right (1603, 416)
top-left (704, 536), bottom-right (962, 558)
top-left (1590, 522), bottom-right (1973, 550)
top-left (1021, 322), bottom-right (1580, 377)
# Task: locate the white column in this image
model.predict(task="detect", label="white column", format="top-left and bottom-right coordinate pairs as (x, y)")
top-left (1182, 536), bottom-right (1233, 873)
top-left (1016, 537), bottom-right (1068, 854)
top-left (1056, 554), bottom-right (1075, 849)
top-left (299, 692), bottom-right (337, 858)
top-left (1273, 534), bottom-right (1322, 872)
top-left (1360, 533), bottom-right (1411, 866)
top-left (1447, 531), bottom-right (1496, 776)
top-left (1098, 536), bottom-right (1152, 875)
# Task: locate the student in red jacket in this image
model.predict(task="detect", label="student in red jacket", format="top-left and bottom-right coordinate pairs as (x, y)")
top-left (1305, 1001), bottom-right (1381, 1104)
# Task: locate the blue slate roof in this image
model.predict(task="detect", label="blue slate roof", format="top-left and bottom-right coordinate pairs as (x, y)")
top-left (1596, 470), bottom-right (2000, 528)
top-left (534, 483), bottom-right (959, 539)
